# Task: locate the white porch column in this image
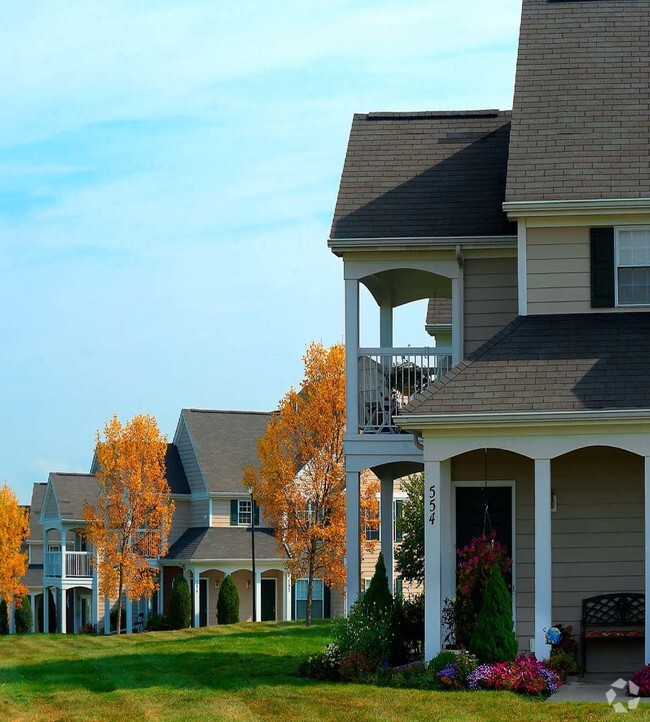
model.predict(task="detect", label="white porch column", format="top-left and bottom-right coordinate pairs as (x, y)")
top-left (451, 271), bottom-right (464, 365)
top-left (645, 457), bottom-right (650, 664)
top-left (193, 570), bottom-right (201, 628)
top-left (345, 470), bottom-right (361, 612)
top-left (379, 470), bottom-right (394, 593)
top-left (43, 588), bottom-right (50, 634)
top-left (73, 591), bottom-right (80, 634)
top-left (91, 571), bottom-right (99, 630)
top-left (254, 571), bottom-right (262, 622)
top-left (125, 593), bottom-right (133, 634)
top-left (30, 594), bottom-right (36, 633)
top-left (344, 278), bottom-right (360, 434)
top-left (534, 458), bottom-right (552, 661)
top-left (8, 603), bottom-right (15, 634)
top-left (424, 458), bottom-right (450, 661)
top-left (282, 571), bottom-right (291, 621)
top-left (104, 596), bottom-right (110, 635)
top-left (60, 529), bottom-right (67, 582)
top-left (60, 589), bottom-right (67, 634)
top-left (440, 466), bottom-right (454, 608)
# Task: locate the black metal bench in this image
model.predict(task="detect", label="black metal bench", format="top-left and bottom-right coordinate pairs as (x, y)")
top-left (580, 593), bottom-right (644, 674)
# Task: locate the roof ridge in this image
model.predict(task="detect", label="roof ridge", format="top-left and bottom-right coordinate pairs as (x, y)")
top-left (50, 471), bottom-right (96, 477)
top-left (363, 109), bottom-right (509, 120)
top-left (183, 408), bottom-right (272, 416)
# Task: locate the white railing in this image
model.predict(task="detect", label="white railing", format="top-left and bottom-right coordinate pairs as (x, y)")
top-left (358, 347), bottom-right (452, 433)
top-left (45, 551), bottom-right (62, 578)
top-left (44, 551), bottom-right (91, 578)
top-left (66, 551), bottom-right (91, 577)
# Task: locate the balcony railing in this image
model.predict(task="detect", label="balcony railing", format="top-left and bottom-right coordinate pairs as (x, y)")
top-left (358, 347), bottom-right (452, 433)
top-left (44, 551), bottom-right (91, 578)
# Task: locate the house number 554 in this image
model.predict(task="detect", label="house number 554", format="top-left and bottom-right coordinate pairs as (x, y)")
top-left (428, 484), bottom-right (436, 525)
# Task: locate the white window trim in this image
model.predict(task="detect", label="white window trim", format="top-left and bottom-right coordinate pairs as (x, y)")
top-left (238, 499), bottom-right (252, 526)
top-left (615, 226), bottom-right (650, 307)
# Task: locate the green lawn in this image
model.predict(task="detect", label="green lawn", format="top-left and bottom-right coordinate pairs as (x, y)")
top-left (0, 622), bottom-right (645, 721)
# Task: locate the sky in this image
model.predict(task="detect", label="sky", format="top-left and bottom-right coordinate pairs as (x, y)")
top-left (0, 0), bottom-right (522, 503)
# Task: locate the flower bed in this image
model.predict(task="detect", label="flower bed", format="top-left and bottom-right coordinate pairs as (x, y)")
top-left (437, 652), bottom-right (561, 698)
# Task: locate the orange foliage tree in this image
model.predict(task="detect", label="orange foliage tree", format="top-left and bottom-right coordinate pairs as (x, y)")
top-left (244, 342), bottom-right (378, 626)
top-left (0, 483), bottom-right (29, 616)
top-left (84, 414), bottom-right (174, 634)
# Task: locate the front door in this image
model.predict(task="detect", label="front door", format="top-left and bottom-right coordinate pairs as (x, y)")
top-left (455, 485), bottom-right (513, 558)
top-left (199, 579), bottom-right (208, 627)
top-left (261, 579), bottom-right (276, 621)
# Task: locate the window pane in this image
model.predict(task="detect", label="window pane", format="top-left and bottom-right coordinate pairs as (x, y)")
top-left (619, 267), bottom-right (650, 305)
top-left (394, 500), bottom-right (403, 542)
top-left (238, 500), bottom-right (252, 525)
top-left (295, 578), bottom-right (323, 601)
top-left (295, 579), bottom-right (308, 600)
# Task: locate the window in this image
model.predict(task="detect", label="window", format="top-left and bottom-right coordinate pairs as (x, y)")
top-left (616, 228), bottom-right (650, 305)
top-left (365, 525), bottom-right (379, 542)
top-left (238, 500), bottom-right (252, 526)
top-left (295, 578), bottom-right (324, 620)
top-left (394, 577), bottom-right (403, 599)
top-left (394, 499), bottom-right (404, 542)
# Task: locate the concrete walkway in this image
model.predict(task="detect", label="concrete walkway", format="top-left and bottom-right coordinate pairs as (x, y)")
top-left (548, 674), bottom-right (649, 705)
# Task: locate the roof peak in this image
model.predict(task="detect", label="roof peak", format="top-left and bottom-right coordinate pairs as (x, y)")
top-left (361, 109), bottom-right (508, 121)
top-left (182, 408), bottom-right (271, 416)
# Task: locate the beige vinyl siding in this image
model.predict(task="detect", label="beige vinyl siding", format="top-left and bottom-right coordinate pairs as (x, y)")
top-left (463, 258), bottom-right (518, 355)
top-left (191, 498), bottom-right (210, 527)
top-left (175, 418), bottom-right (207, 494)
top-left (29, 543), bottom-right (44, 565)
top-left (452, 450), bottom-right (534, 649)
top-left (169, 498), bottom-right (192, 545)
top-left (212, 498), bottom-right (232, 527)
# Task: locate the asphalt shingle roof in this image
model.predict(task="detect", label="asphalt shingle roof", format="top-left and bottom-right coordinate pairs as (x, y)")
top-left (330, 111), bottom-right (516, 240)
top-left (181, 410), bottom-right (272, 494)
top-left (49, 473), bottom-right (99, 521)
top-left (426, 298), bottom-right (452, 326)
top-left (27, 483), bottom-right (47, 540)
top-left (165, 526), bottom-right (284, 562)
top-left (506, 0), bottom-right (650, 202)
top-left (404, 313), bottom-right (650, 415)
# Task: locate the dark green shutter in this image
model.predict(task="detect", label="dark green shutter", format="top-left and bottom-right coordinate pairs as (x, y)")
top-left (230, 500), bottom-right (238, 526)
top-left (324, 584), bottom-right (331, 619)
top-left (590, 227), bottom-right (615, 308)
top-left (253, 502), bottom-right (260, 527)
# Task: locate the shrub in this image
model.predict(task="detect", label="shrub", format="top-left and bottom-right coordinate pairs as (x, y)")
top-left (298, 643), bottom-right (341, 681)
top-left (80, 622), bottom-right (97, 634)
top-left (145, 614), bottom-right (172, 632)
top-left (362, 553), bottom-right (393, 618)
top-left (0, 600), bottom-right (7, 634)
top-left (400, 593), bottom-right (424, 658)
top-left (376, 661), bottom-right (432, 689)
top-left (333, 596), bottom-right (393, 670)
top-left (339, 649), bottom-right (375, 682)
top-left (547, 649), bottom-right (579, 680)
top-left (629, 665), bottom-right (650, 697)
top-left (169, 576), bottom-right (192, 629)
top-left (470, 565), bottom-right (517, 663)
top-left (217, 575), bottom-right (239, 624)
top-left (14, 596), bottom-right (32, 634)
top-left (467, 654), bottom-right (561, 697)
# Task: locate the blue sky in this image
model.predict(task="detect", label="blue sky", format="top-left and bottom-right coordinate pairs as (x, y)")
top-left (0, 0), bottom-right (522, 503)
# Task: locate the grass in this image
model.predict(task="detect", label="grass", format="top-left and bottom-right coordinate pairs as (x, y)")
top-left (0, 622), bottom-right (647, 721)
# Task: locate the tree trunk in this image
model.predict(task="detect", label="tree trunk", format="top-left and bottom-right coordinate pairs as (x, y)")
top-left (306, 555), bottom-right (314, 628)
top-left (116, 573), bottom-right (123, 636)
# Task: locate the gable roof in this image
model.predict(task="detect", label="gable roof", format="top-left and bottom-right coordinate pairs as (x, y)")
top-left (48, 473), bottom-right (99, 522)
top-left (165, 526), bottom-right (284, 562)
top-left (330, 111), bottom-right (516, 240)
top-left (404, 312), bottom-right (650, 416)
top-left (181, 409), bottom-right (272, 494)
top-left (27, 483), bottom-right (47, 541)
top-left (506, 0), bottom-right (650, 202)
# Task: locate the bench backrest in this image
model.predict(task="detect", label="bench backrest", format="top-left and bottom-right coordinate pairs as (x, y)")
top-left (582, 593), bottom-right (645, 627)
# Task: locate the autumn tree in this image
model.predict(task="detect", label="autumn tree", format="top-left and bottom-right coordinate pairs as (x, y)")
top-left (84, 414), bottom-right (174, 634)
top-left (0, 483), bottom-right (29, 615)
top-left (244, 342), bottom-right (378, 626)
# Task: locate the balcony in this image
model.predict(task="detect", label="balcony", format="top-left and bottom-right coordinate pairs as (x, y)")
top-left (358, 347), bottom-right (452, 433)
top-left (45, 551), bottom-right (91, 578)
